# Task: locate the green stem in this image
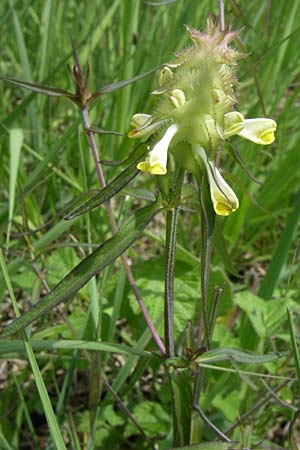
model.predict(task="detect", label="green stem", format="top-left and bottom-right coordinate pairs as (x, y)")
top-left (164, 208), bottom-right (180, 357)
top-left (164, 168), bottom-right (184, 357)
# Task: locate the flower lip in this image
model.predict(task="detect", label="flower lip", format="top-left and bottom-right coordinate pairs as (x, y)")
top-left (224, 112), bottom-right (277, 145)
top-left (137, 124), bottom-right (178, 175)
top-left (238, 118), bottom-right (277, 145)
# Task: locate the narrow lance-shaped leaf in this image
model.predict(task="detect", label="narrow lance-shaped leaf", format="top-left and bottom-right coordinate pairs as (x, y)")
top-left (170, 443), bottom-right (237, 450)
top-left (64, 142), bottom-right (149, 220)
top-left (90, 64), bottom-right (164, 101)
top-left (0, 75), bottom-right (75, 99)
top-left (0, 339), bottom-right (155, 358)
top-left (196, 347), bottom-right (284, 364)
top-left (1, 198), bottom-right (163, 338)
top-left (87, 125), bottom-right (123, 136)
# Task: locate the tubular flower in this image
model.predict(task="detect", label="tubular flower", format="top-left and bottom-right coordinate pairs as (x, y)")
top-left (128, 18), bottom-right (276, 215)
top-left (197, 147), bottom-right (239, 216)
top-left (224, 112), bottom-right (277, 144)
top-left (137, 124), bottom-right (178, 175)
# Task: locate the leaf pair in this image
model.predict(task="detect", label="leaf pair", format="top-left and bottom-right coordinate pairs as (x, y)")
top-left (0, 64), bottom-right (161, 108)
top-left (1, 198), bottom-right (163, 338)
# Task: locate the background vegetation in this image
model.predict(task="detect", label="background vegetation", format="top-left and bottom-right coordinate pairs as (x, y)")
top-left (0, 0), bottom-right (300, 449)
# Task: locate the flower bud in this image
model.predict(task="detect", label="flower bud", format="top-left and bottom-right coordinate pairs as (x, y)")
top-left (130, 114), bottom-right (152, 128)
top-left (224, 111), bottom-right (244, 138)
top-left (169, 89), bottom-right (186, 108)
top-left (159, 66), bottom-right (173, 87)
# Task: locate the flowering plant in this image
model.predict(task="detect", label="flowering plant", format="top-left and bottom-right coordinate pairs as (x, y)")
top-left (129, 18), bottom-right (276, 216)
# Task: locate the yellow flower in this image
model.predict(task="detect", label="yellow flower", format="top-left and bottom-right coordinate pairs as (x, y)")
top-left (137, 124), bottom-right (178, 175)
top-left (224, 112), bottom-right (277, 145)
top-left (196, 146), bottom-right (239, 216)
top-left (238, 118), bottom-right (276, 145)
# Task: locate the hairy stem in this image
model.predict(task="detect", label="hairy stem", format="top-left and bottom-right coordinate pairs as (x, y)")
top-left (164, 167), bottom-right (184, 357)
top-left (81, 107), bottom-right (166, 356)
top-left (164, 207), bottom-right (180, 357)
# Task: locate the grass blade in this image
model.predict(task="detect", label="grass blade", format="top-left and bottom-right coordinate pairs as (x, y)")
top-left (0, 339), bottom-right (155, 358)
top-left (0, 248), bottom-right (67, 450)
top-left (6, 128), bottom-right (23, 246)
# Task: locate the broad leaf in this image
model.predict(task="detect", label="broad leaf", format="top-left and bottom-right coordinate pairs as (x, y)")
top-left (1, 198), bottom-right (163, 337)
top-left (64, 142), bottom-right (148, 220)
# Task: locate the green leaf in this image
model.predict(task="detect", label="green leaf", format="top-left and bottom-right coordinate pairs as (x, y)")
top-left (87, 125), bottom-right (123, 136)
top-left (124, 401), bottom-right (170, 438)
top-left (0, 75), bottom-right (75, 99)
top-left (129, 274), bottom-right (197, 338)
top-left (258, 194), bottom-right (300, 300)
top-left (7, 129), bottom-right (23, 244)
top-left (64, 142), bottom-right (148, 220)
top-left (1, 199), bottom-right (163, 337)
top-left (170, 443), bottom-right (237, 450)
top-left (196, 347), bottom-right (284, 364)
top-left (236, 292), bottom-right (287, 339)
top-left (287, 307), bottom-right (300, 390)
top-left (0, 248), bottom-right (67, 450)
top-left (169, 367), bottom-right (192, 446)
top-left (90, 64), bottom-right (163, 100)
top-left (0, 339), bottom-right (154, 358)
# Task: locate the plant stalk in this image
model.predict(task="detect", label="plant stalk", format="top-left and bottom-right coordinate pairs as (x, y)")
top-left (164, 167), bottom-right (184, 357)
top-left (164, 207), bottom-right (180, 357)
top-left (81, 107), bottom-right (166, 356)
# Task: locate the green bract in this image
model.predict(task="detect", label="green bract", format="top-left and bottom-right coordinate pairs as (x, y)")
top-left (128, 19), bottom-right (277, 216)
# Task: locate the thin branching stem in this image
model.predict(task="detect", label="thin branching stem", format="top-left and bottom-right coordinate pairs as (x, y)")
top-left (81, 107), bottom-right (166, 356)
top-left (104, 379), bottom-right (158, 450)
top-left (224, 380), bottom-right (290, 435)
top-left (193, 403), bottom-right (232, 443)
